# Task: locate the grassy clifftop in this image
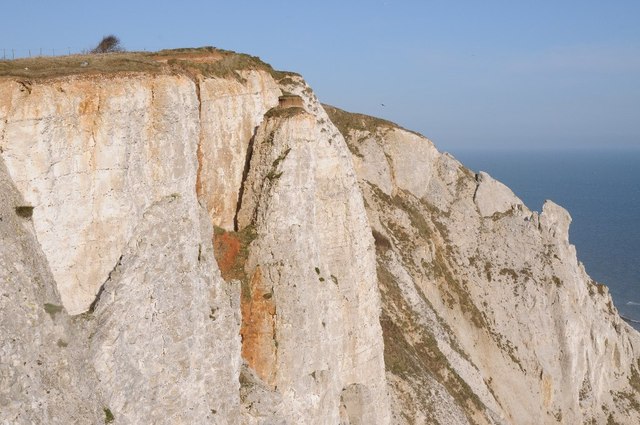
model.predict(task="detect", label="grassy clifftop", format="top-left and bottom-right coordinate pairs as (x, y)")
top-left (0, 46), bottom-right (298, 81)
top-left (323, 104), bottom-right (424, 139)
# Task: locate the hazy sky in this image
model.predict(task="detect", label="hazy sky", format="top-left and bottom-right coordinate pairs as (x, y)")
top-left (2, 1), bottom-right (639, 152)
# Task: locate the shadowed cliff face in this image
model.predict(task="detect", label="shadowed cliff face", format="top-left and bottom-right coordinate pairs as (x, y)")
top-left (0, 48), bottom-right (639, 424)
top-left (0, 156), bottom-right (101, 424)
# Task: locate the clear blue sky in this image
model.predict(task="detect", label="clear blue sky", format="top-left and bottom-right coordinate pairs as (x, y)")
top-left (2, 1), bottom-right (639, 153)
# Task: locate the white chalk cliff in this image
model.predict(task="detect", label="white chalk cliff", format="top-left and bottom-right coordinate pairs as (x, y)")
top-left (0, 48), bottom-right (638, 424)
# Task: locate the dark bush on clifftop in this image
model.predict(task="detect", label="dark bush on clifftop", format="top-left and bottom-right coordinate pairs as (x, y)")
top-left (91, 35), bottom-right (124, 53)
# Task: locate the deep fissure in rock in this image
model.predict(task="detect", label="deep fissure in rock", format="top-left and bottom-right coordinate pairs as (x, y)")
top-left (233, 125), bottom-right (259, 231)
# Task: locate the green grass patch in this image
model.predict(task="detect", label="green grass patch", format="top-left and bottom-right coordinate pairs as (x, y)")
top-left (43, 303), bottom-right (63, 318)
top-left (264, 106), bottom-right (306, 120)
top-left (15, 206), bottom-right (34, 219)
top-left (103, 407), bottom-right (115, 424)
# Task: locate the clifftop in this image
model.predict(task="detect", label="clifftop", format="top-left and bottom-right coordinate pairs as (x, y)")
top-left (323, 104), bottom-right (422, 138)
top-left (0, 46), bottom-right (299, 81)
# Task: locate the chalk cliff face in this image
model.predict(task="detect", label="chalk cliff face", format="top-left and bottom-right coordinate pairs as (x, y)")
top-left (0, 75), bottom-right (201, 314)
top-left (325, 105), bottom-right (640, 424)
top-left (0, 48), bottom-right (639, 424)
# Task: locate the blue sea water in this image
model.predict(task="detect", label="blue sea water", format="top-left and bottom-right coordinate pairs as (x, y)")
top-left (453, 149), bottom-right (640, 329)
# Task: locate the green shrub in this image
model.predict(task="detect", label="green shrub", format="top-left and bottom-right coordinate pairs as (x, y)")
top-left (103, 407), bottom-right (115, 424)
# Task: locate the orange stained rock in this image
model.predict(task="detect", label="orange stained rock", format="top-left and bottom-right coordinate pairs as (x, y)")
top-left (240, 266), bottom-right (277, 386)
top-left (213, 231), bottom-right (241, 280)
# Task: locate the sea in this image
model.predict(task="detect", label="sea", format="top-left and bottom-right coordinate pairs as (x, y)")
top-left (452, 149), bottom-right (640, 331)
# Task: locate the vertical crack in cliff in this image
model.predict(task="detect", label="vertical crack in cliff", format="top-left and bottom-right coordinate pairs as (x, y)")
top-left (383, 149), bottom-right (399, 192)
top-left (87, 254), bottom-right (123, 313)
top-left (233, 125), bottom-right (259, 231)
top-left (194, 77), bottom-right (205, 199)
top-left (472, 173), bottom-right (481, 202)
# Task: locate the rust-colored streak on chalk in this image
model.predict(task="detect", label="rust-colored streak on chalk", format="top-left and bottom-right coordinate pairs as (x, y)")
top-left (213, 232), bottom-right (241, 279)
top-left (240, 266), bottom-right (277, 386)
